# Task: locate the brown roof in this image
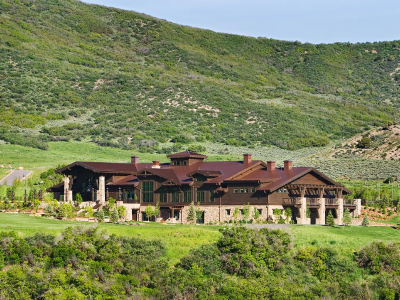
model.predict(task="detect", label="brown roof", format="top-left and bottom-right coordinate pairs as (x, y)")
top-left (56, 161), bottom-right (137, 175)
top-left (106, 175), bottom-right (139, 186)
top-left (166, 150), bottom-right (208, 159)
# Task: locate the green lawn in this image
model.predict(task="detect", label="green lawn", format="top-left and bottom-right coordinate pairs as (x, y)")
top-left (289, 224), bottom-right (400, 254)
top-left (0, 213), bottom-right (221, 264)
top-left (377, 215), bottom-right (400, 225)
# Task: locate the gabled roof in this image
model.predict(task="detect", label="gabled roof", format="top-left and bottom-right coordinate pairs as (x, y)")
top-left (106, 175), bottom-right (139, 186)
top-left (135, 168), bottom-right (182, 185)
top-left (56, 161), bottom-right (137, 175)
top-left (166, 150), bottom-right (208, 159)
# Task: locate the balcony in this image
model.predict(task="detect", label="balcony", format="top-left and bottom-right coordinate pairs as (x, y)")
top-left (344, 199), bottom-right (357, 207)
top-left (325, 198), bottom-right (338, 206)
top-left (282, 198), bottom-right (299, 205)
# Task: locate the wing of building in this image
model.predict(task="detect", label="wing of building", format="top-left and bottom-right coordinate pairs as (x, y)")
top-left (47, 151), bottom-right (359, 225)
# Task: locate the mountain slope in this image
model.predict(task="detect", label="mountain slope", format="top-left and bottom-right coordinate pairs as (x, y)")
top-left (1, 0), bottom-right (400, 152)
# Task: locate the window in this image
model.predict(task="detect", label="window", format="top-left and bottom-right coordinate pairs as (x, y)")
top-left (197, 191), bottom-right (205, 202)
top-left (173, 160), bottom-right (187, 166)
top-left (240, 188), bottom-right (244, 193)
top-left (233, 189), bottom-right (238, 194)
top-left (251, 188), bottom-right (255, 193)
top-left (226, 209), bottom-right (231, 215)
top-left (283, 189), bottom-right (287, 193)
top-left (210, 189), bottom-right (214, 202)
top-left (172, 191), bottom-right (180, 203)
top-left (258, 209), bottom-right (262, 215)
top-left (160, 193), bottom-right (167, 203)
top-left (240, 209), bottom-right (244, 215)
top-left (244, 188), bottom-right (249, 193)
top-left (142, 181), bottom-right (154, 203)
top-left (184, 190), bottom-right (192, 203)
top-left (142, 212), bottom-right (150, 221)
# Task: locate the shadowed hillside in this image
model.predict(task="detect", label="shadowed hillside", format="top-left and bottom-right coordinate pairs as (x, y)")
top-left (1, 0), bottom-right (400, 152)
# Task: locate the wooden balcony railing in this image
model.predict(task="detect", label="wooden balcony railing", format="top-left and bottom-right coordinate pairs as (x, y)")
top-left (282, 198), bottom-right (299, 205)
top-left (325, 199), bottom-right (338, 206)
top-left (344, 199), bottom-right (357, 206)
top-left (306, 198), bottom-right (320, 206)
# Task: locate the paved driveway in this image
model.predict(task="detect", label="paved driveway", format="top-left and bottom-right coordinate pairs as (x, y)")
top-left (0, 170), bottom-right (31, 186)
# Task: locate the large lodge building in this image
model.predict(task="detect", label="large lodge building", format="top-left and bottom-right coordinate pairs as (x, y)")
top-left (48, 151), bottom-right (360, 224)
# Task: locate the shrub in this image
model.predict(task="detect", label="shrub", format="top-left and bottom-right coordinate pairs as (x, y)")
top-left (362, 216), bottom-right (369, 226)
top-left (96, 208), bottom-right (105, 223)
top-left (110, 208), bottom-right (119, 223)
top-left (357, 137), bottom-right (373, 149)
top-left (356, 241), bottom-right (400, 274)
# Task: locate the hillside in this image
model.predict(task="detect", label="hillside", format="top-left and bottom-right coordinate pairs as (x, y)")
top-left (1, 0), bottom-right (400, 153)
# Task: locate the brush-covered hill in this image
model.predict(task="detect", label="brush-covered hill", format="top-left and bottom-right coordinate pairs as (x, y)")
top-left (1, 0), bottom-right (400, 152)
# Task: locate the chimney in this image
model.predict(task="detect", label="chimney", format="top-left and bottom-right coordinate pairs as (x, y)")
top-left (267, 161), bottom-right (275, 172)
top-left (131, 156), bottom-right (139, 165)
top-left (284, 160), bottom-right (293, 171)
top-left (152, 160), bottom-right (160, 169)
top-left (243, 153), bottom-right (252, 165)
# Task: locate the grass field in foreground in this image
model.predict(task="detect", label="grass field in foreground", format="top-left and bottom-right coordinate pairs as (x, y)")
top-left (2, 214), bottom-right (400, 262)
top-left (0, 213), bottom-right (221, 264)
top-left (290, 225), bottom-right (400, 253)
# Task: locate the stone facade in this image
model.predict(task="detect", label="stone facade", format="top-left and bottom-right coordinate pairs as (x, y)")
top-left (97, 176), bottom-right (105, 204)
top-left (63, 176), bottom-right (72, 202)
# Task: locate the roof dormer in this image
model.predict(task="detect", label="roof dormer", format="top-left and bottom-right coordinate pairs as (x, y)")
top-left (167, 150), bottom-right (208, 166)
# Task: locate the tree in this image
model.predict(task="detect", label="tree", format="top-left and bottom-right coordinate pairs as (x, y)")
top-left (96, 208), bottom-right (105, 223)
top-left (306, 205), bottom-right (311, 218)
top-left (362, 216), bottom-right (369, 226)
top-left (233, 207), bottom-right (240, 223)
top-left (145, 205), bottom-right (154, 221)
top-left (343, 209), bottom-right (352, 226)
top-left (284, 207), bottom-right (292, 224)
top-left (252, 207), bottom-right (260, 223)
top-left (273, 208), bottom-right (282, 224)
top-left (195, 202), bottom-right (203, 223)
top-left (357, 137), bottom-right (372, 149)
top-left (117, 205), bottom-right (126, 220)
top-left (110, 208), bottom-right (119, 223)
top-left (85, 206), bottom-right (94, 217)
top-left (108, 197), bottom-right (116, 210)
top-left (154, 201), bottom-right (160, 221)
top-left (33, 199), bottom-right (41, 213)
top-left (75, 193), bottom-right (83, 206)
top-left (326, 210), bottom-right (335, 226)
top-left (242, 203), bottom-right (250, 223)
top-left (187, 202), bottom-right (196, 224)
top-left (44, 204), bottom-right (54, 216)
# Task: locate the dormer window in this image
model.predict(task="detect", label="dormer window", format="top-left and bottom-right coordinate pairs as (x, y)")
top-left (173, 160), bottom-right (187, 166)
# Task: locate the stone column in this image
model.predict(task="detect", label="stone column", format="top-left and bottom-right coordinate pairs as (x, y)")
top-left (297, 197), bottom-right (307, 224)
top-left (318, 198), bottom-right (325, 225)
top-left (317, 188), bottom-right (325, 225)
top-left (125, 207), bottom-right (132, 220)
top-left (97, 176), bottom-right (105, 204)
top-left (336, 198), bottom-right (344, 225)
top-left (355, 199), bottom-right (361, 217)
top-left (64, 177), bottom-right (72, 202)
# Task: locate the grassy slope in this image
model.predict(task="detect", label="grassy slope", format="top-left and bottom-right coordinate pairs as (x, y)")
top-left (1, 0), bottom-right (400, 152)
top-left (2, 214), bottom-right (399, 262)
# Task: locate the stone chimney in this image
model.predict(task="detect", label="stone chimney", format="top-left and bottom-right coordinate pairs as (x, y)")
top-left (267, 161), bottom-right (275, 172)
top-left (131, 156), bottom-right (139, 165)
top-left (152, 160), bottom-right (160, 169)
top-left (243, 153), bottom-right (252, 165)
top-left (284, 160), bottom-right (293, 171)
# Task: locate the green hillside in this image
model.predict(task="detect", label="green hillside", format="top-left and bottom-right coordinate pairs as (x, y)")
top-left (1, 0), bottom-right (400, 152)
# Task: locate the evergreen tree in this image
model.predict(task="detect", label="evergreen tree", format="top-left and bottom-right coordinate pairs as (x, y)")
top-left (110, 208), bottom-right (119, 223)
top-left (326, 210), bottom-right (335, 226)
top-left (96, 208), bottom-right (105, 223)
top-left (362, 216), bottom-right (369, 226)
top-left (343, 209), bottom-right (352, 226)
top-left (187, 202), bottom-right (196, 224)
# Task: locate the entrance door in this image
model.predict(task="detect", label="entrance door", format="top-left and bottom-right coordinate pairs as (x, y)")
top-left (196, 211), bottom-right (204, 224)
top-left (174, 210), bottom-right (180, 221)
top-left (132, 210), bottom-right (138, 221)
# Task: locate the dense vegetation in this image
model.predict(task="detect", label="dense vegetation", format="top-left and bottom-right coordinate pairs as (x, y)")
top-left (1, 225), bottom-right (400, 299)
top-left (1, 0), bottom-right (400, 152)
